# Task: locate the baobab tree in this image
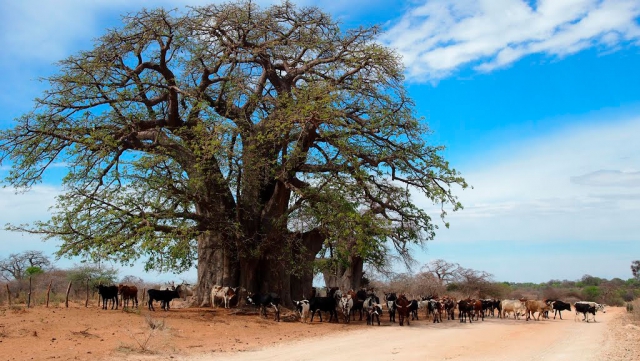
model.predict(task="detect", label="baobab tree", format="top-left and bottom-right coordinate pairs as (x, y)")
top-left (0, 1), bottom-right (466, 305)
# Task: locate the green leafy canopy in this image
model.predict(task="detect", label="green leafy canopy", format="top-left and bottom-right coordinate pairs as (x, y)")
top-left (0, 1), bottom-right (467, 273)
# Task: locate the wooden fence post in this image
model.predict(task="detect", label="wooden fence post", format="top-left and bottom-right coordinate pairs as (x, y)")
top-left (27, 276), bottom-right (32, 308)
top-left (85, 278), bottom-right (90, 307)
top-left (142, 288), bottom-right (146, 303)
top-left (5, 284), bottom-right (11, 306)
top-left (46, 280), bottom-right (52, 308)
top-left (65, 281), bottom-right (72, 308)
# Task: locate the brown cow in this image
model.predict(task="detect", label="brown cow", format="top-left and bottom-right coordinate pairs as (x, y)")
top-left (444, 298), bottom-right (456, 320)
top-left (458, 299), bottom-right (473, 323)
top-left (472, 299), bottom-right (484, 321)
top-left (118, 284), bottom-right (138, 309)
top-left (396, 294), bottom-right (411, 326)
top-left (525, 300), bottom-right (552, 321)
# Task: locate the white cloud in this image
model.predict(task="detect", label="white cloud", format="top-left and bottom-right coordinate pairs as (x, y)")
top-left (416, 115), bottom-right (640, 242)
top-left (380, 0), bottom-right (640, 81)
top-left (571, 170), bottom-right (640, 187)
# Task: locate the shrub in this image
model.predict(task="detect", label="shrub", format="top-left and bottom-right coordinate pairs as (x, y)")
top-left (581, 286), bottom-right (601, 301)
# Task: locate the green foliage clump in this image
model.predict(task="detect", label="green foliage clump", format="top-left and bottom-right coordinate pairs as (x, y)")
top-left (66, 264), bottom-right (118, 289)
top-left (25, 266), bottom-right (44, 276)
top-left (581, 286), bottom-right (601, 301)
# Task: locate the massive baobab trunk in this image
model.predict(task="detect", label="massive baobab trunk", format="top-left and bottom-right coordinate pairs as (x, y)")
top-left (323, 256), bottom-right (364, 292)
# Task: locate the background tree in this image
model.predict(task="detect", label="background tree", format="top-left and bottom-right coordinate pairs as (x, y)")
top-left (632, 260), bottom-right (640, 279)
top-left (0, 1), bottom-right (466, 305)
top-left (0, 250), bottom-right (52, 281)
top-left (450, 266), bottom-right (494, 298)
top-left (424, 259), bottom-right (460, 285)
top-left (66, 264), bottom-right (118, 297)
top-left (120, 275), bottom-right (145, 285)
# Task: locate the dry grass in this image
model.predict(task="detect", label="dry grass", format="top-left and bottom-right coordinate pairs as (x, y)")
top-left (115, 314), bottom-right (168, 354)
top-left (627, 299), bottom-right (640, 324)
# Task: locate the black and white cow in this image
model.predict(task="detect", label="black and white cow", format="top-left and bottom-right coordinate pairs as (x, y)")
top-left (574, 302), bottom-right (597, 322)
top-left (293, 299), bottom-right (310, 323)
top-left (147, 286), bottom-right (183, 311)
top-left (246, 292), bottom-right (281, 322)
top-left (384, 292), bottom-right (397, 323)
top-left (575, 301), bottom-right (605, 313)
top-left (409, 299), bottom-right (420, 320)
top-left (364, 296), bottom-right (383, 326)
top-left (339, 294), bottom-right (354, 323)
top-left (549, 300), bottom-right (571, 319)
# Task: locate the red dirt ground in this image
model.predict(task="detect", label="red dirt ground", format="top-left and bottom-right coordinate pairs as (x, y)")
top-left (1, 300), bottom-right (638, 361)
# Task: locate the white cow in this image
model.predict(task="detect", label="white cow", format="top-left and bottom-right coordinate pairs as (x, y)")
top-left (501, 299), bottom-right (526, 320)
top-left (178, 282), bottom-right (194, 301)
top-left (211, 286), bottom-right (238, 308)
top-left (339, 294), bottom-right (354, 323)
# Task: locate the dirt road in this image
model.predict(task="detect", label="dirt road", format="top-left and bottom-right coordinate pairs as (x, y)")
top-left (184, 307), bottom-right (621, 361)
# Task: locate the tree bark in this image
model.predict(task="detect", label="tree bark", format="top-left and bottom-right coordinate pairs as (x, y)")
top-left (290, 230), bottom-right (326, 301)
top-left (323, 256), bottom-right (364, 291)
top-left (196, 232), bottom-right (239, 306)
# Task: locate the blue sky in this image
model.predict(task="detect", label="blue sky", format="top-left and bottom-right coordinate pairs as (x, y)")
top-left (1, 0), bottom-right (640, 284)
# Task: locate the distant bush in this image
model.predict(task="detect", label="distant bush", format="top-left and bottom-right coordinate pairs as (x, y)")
top-left (581, 286), bottom-right (601, 301)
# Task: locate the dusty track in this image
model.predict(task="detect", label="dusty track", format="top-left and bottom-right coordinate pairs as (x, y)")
top-left (182, 307), bottom-right (623, 361)
top-left (1, 302), bottom-right (635, 361)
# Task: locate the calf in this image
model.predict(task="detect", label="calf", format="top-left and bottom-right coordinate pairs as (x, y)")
top-left (246, 292), bottom-right (281, 322)
top-left (147, 286), bottom-right (183, 311)
top-left (97, 285), bottom-right (118, 310)
top-left (118, 284), bottom-right (138, 309)
top-left (574, 302), bottom-right (597, 322)
top-left (294, 300), bottom-right (310, 323)
top-left (395, 295), bottom-right (411, 326)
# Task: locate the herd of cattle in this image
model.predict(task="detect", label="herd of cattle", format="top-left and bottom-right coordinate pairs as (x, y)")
top-left (293, 288), bottom-right (607, 326)
top-left (97, 284), bottom-right (605, 326)
top-left (95, 284), bottom-right (607, 325)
